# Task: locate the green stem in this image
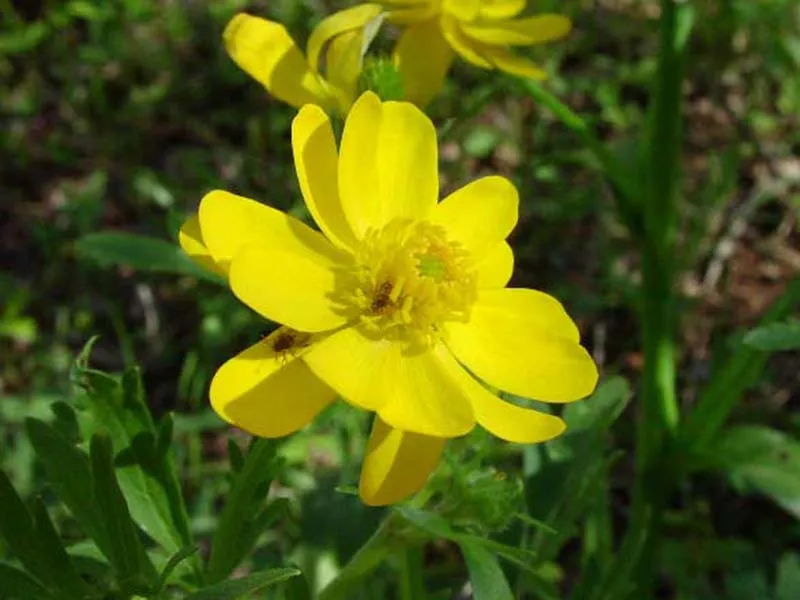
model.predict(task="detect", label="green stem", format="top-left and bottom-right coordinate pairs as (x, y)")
top-left (636, 0), bottom-right (693, 467)
top-left (626, 0), bottom-right (694, 594)
top-left (399, 546), bottom-right (426, 600)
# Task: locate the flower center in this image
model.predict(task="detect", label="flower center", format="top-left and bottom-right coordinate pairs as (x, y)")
top-left (336, 218), bottom-right (478, 348)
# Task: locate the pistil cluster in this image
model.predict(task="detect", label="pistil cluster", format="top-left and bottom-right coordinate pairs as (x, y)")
top-left (338, 218), bottom-right (478, 348)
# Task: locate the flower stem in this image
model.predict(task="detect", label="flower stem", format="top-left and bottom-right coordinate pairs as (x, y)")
top-left (626, 0), bottom-right (695, 593)
top-left (399, 546), bottom-right (426, 600)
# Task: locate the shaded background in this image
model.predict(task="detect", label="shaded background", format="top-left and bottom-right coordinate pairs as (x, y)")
top-left (1, 0), bottom-right (798, 597)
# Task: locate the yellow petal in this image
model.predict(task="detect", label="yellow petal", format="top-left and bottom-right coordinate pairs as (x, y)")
top-left (229, 246), bottom-right (349, 333)
top-left (433, 346), bottom-right (565, 442)
top-left (442, 0), bottom-right (480, 22)
top-left (385, 7), bottom-right (438, 25)
top-left (198, 190), bottom-right (345, 271)
top-left (382, 0), bottom-right (437, 24)
top-left (178, 215), bottom-right (227, 277)
top-left (479, 0), bottom-right (526, 20)
top-left (470, 390), bottom-right (566, 443)
top-left (338, 91), bottom-right (380, 238)
top-left (210, 337), bottom-right (336, 437)
top-left (302, 328), bottom-right (475, 436)
top-left (393, 20), bottom-right (454, 106)
top-left (291, 105), bottom-right (357, 251)
top-left (359, 417), bottom-right (446, 506)
top-left (440, 14), bottom-right (492, 69)
top-left (223, 13), bottom-right (330, 109)
top-left (461, 15), bottom-right (572, 47)
top-left (325, 29), bottom-right (365, 112)
top-left (306, 4), bottom-right (382, 72)
top-left (445, 289), bottom-right (598, 401)
top-left (480, 45), bottom-right (547, 79)
top-left (339, 92), bottom-right (438, 237)
top-left (431, 176), bottom-right (518, 258)
top-left (474, 241), bottom-right (514, 289)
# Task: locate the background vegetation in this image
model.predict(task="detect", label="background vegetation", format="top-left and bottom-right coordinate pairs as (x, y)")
top-left (1, 0), bottom-right (798, 598)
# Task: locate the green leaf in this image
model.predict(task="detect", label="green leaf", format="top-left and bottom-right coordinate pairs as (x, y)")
top-left (75, 231), bottom-right (221, 282)
top-left (76, 364), bottom-right (193, 563)
top-left (526, 378), bottom-right (630, 548)
top-left (156, 545), bottom-right (199, 592)
top-left (395, 506), bottom-right (456, 540)
top-left (561, 376), bottom-right (632, 435)
top-left (0, 471), bottom-right (46, 581)
top-left (712, 426), bottom-right (800, 520)
top-left (207, 439), bottom-right (282, 583)
top-left (25, 418), bottom-right (111, 559)
top-left (28, 499), bottom-right (90, 598)
top-left (681, 276), bottom-right (800, 453)
top-left (90, 433), bottom-right (158, 593)
top-left (0, 562), bottom-right (56, 600)
top-left (459, 539), bottom-right (514, 600)
top-left (776, 553), bottom-right (800, 600)
top-left (0, 471), bottom-right (87, 598)
top-left (186, 568), bottom-right (301, 600)
top-left (396, 506), bottom-right (543, 589)
top-left (743, 320), bottom-right (800, 351)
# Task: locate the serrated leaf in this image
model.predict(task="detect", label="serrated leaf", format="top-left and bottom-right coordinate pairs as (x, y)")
top-left (0, 562), bottom-right (56, 600)
top-left (90, 434), bottom-right (158, 593)
top-left (712, 426), bottom-right (800, 520)
top-left (207, 439), bottom-right (282, 583)
top-left (0, 472), bottom-right (87, 598)
top-left (77, 365), bottom-right (193, 563)
top-left (28, 499), bottom-right (89, 598)
top-left (75, 231), bottom-right (221, 282)
top-left (186, 567), bottom-right (301, 600)
top-left (459, 539), bottom-right (514, 600)
top-left (0, 471), bottom-right (46, 581)
top-left (25, 418), bottom-right (111, 559)
top-left (743, 320), bottom-right (800, 351)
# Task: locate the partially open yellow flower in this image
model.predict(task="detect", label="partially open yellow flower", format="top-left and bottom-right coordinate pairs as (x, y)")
top-left (375, 0), bottom-right (572, 105)
top-left (180, 91), bottom-right (597, 505)
top-left (223, 5), bottom-right (382, 114)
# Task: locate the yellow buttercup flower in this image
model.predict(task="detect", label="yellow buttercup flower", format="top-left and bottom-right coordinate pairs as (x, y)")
top-left (180, 92), bottom-right (597, 505)
top-left (374, 0), bottom-right (571, 105)
top-left (223, 5), bottom-right (382, 114)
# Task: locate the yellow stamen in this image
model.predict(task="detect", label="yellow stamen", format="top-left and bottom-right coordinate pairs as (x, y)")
top-left (335, 218), bottom-right (478, 348)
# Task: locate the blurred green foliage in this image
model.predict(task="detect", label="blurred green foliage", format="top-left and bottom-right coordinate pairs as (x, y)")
top-left (1, 0), bottom-right (799, 598)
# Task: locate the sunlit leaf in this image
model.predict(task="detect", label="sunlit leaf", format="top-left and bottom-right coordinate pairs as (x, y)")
top-left (713, 425), bottom-right (800, 520)
top-left (459, 539), bottom-right (514, 600)
top-left (75, 231), bottom-right (221, 282)
top-left (90, 434), bottom-right (158, 593)
top-left (207, 439), bottom-right (282, 583)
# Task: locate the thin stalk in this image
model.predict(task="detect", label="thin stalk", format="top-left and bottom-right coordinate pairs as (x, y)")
top-left (636, 0), bottom-right (693, 469)
top-left (399, 546), bottom-right (426, 600)
top-left (627, 0), bottom-right (694, 594)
